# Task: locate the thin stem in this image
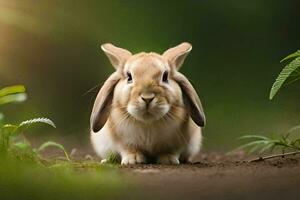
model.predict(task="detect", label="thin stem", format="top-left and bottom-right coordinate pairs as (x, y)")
top-left (248, 150), bottom-right (300, 162)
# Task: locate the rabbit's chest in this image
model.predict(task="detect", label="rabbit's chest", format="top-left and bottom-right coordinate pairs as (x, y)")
top-left (116, 121), bottom-right (184, 153)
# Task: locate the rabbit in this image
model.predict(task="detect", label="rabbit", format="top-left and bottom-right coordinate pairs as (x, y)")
top-left (90, 42), bottom-right (205, 165)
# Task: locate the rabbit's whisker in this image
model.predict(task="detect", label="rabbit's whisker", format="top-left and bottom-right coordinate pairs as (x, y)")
top-left (109, 112), bottom-right (131, 131)
top-left (82, 84), bottom-right (101, 97)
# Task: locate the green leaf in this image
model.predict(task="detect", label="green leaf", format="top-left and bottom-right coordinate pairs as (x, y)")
top-left (259, 143), bottom-right (275, 153)
top-left (19, 118), bottom-right (56, 128)
top-left (0, 93), bottom-right (27, 105)
top-left (248, 143), bottom-right (264, 154)
top-left (280, 50), bottom-right (300, 63)
top-left (0, 118), bottom-right (56, 137)
top-left (0, 85), bottom-right (26, 106)
top-left (1, 124), bottom-right (19, 133)
top-left (38, 141), bottom-right (70, 161)
top-left (238, 135), bottom-right (269, 140)
top-left (0, 85), bottom-right (25, 97)
top-left (270, 56), bottom-right (300, 100)
top-left (14, 142), bottom-right (31, 149)
top-left (285, 125), bottom-right (300, 139)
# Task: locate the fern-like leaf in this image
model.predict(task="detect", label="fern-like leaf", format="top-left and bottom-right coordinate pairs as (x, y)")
top-left (280, 50), bottom-right (300, 62)
top-left (270, 51), bottom-right (300, 100)
top-left (19, 118), bottom-right (56, 128)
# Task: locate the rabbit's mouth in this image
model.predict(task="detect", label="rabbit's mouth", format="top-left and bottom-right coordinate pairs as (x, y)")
top-left (127, 103), bottom-right (170, 123)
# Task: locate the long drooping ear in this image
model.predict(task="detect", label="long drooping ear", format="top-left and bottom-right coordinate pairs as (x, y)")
top-left (101, 43), bottom-right (132, 69)
top-left (173, 72), bottom-right (206, 127)
top-left (163, 42), bottom-right (192, 70)
top-left (90, 72), bottom-right (120, 132)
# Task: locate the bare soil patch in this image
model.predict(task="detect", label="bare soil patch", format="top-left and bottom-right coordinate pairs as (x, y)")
top-left (120, 153), bottom-right (300, 200)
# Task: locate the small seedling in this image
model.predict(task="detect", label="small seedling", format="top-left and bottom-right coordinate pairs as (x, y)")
top-left (106, 152), bottom-right (120, 164)
top-left (0, 85), bottom-right (123, 199)
top-left (236, 51), bottom-right (300, 162)
top-left (38, 141), bottom-right (70, 161)
top-left (236, 125), bottom-right (300, 162)
top-left (0, 85), bottom-right (68, 162)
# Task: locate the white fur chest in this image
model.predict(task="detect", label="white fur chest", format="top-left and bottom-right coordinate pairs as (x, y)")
top-left (114, 118), bottom-right (184, 154)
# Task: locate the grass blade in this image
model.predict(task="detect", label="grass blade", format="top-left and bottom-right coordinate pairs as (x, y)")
top-left (285, 125), bottom-right (300, 139)
top-left (238, 135), bottom-right (269, 140)
top-left (248, 143), bottom-right (264, 154)
top-left (259, 143), bottom-right (275, 153)
top-left (236, 140), bottom-right (269, 151)
top-left (1, 124), bottom-right (19, 133)
top-left (38, 141), bottom-right (70, 161)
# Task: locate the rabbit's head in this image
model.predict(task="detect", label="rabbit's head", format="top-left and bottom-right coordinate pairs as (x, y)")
top-left (91, 43), bottom-right (205, 132)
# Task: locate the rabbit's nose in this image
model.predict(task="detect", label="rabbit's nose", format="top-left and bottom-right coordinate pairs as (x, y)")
top-left (141, 93), bottom-right (155, 104)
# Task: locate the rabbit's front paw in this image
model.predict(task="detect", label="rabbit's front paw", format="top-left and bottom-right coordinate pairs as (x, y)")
top-left (121, 153), bottom-right (146, 165)
top-left (157, 154), bottom-right (180, 165)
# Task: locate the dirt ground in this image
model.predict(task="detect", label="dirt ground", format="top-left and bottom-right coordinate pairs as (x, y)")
top-left (34, 136), bottom-right (300, 200)
top-left (118, 153), bottom-right (300, 200)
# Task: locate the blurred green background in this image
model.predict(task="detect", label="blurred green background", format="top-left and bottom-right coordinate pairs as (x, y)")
top-left (1, 0), bottom-right (300, 151)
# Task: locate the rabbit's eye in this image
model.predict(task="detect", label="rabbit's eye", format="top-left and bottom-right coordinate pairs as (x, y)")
top-left (127, 72), bottom-right (133, 83)
top-left (162, 71), bottom-right (169, 83)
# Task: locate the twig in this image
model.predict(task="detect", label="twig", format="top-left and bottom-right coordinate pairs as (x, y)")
top-left (248, 150), bottom-right (300, 162)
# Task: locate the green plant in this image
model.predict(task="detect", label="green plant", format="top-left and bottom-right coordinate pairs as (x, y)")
top-left (0, 85), bottom-right (27, 106)
top-left (0, 85), bottom-right (123, 199)
top-left (270, 50), bottom-right (300, 100)
top-left (235, 51), bottom-right (300, 162)
top-left (106, 152), bottom-right (120, 164)
top-left (0, 85), bottom-right (68, 161)
top-left (237, 125), bottom-right (300, 153)
top-left (236, 126), bottom-right (300, 162)
top-left (0, 85), bottom-right (27, 124)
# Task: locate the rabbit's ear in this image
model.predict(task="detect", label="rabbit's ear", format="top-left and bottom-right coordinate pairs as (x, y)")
top-left (174, 72), bottom-right (206, 127)
top-left (101, 43), bottom-right (132, 69)
top-left (163, 42), bottom-right (192, 70)
top-left (90, 72), bottom-right (120, 132)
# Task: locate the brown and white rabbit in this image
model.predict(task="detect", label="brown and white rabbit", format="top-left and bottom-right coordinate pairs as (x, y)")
top-left (90, 42), bottom-right (205, 165)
